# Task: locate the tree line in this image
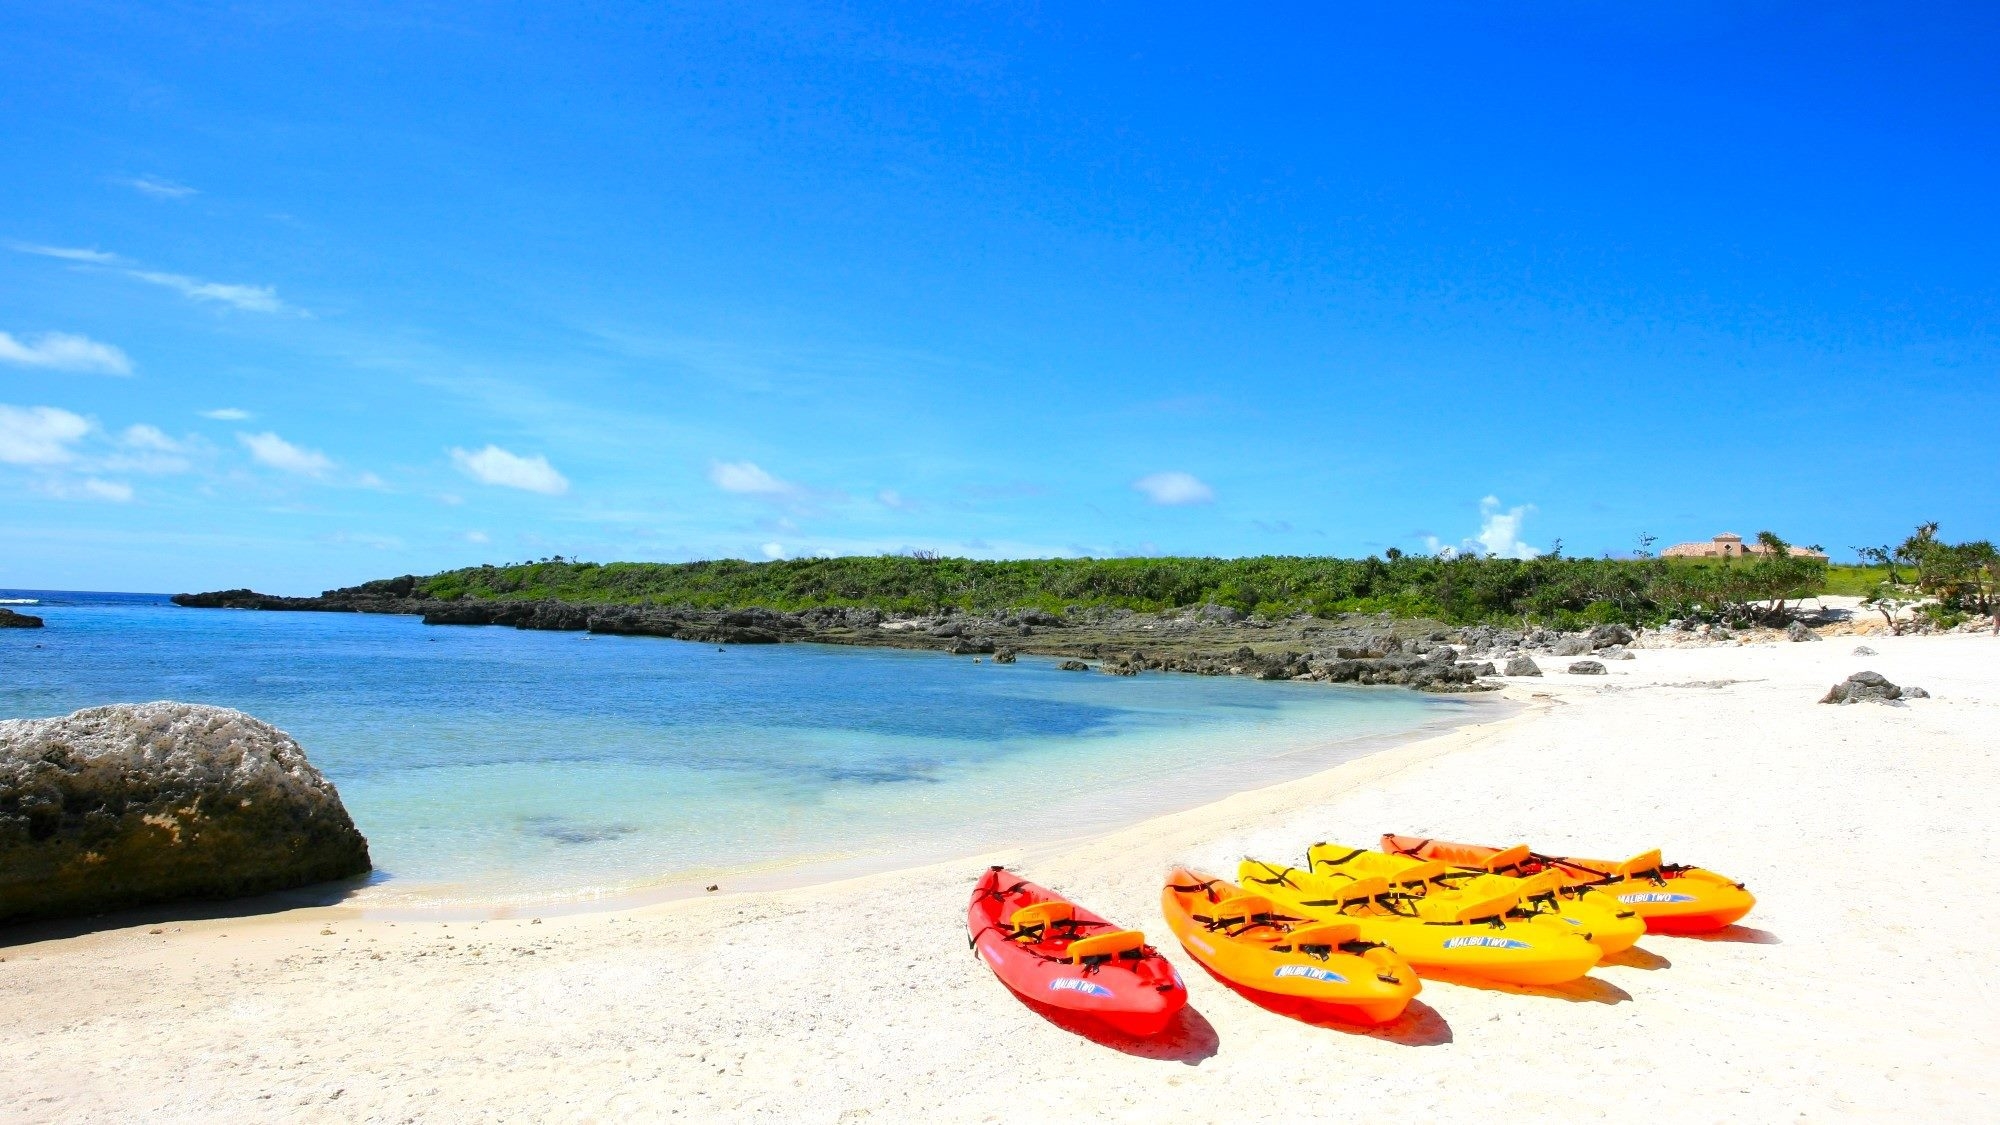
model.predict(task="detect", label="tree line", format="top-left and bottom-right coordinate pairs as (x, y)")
top-left (406, 529), bottom-right (1890, 628)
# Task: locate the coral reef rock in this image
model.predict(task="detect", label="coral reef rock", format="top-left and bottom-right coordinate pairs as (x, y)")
top-left (0, 703), bottom-right (370, 923)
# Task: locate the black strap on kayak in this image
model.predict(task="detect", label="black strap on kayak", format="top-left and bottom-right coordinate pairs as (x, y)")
top-left (973, 878), bottom-right (1032, 904)
top-left (1308, 847), bottom-right (1366, 870)
top-left (1240, 859), bottom-right (1301, 890)
top-left (1384, 832), bottom-right (1432, 856)
top-left (1167, 878), bottom-right (1223, 903)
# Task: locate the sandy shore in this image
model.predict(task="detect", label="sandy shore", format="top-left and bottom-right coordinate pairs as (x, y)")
top-left (5, 634), bottom-right (1996, 1121)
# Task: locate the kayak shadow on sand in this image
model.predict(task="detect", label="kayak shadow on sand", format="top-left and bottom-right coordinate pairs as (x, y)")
top-left (1601, 945), bottom-right (1672, 970)
top-left (1422, 970), bottom-right (1632, 1005)
top-left (1010, 993), bottom-right (1220, 1065)
top-left (1673, 925), bottom-right (1780, 945)
top-left (1198, 967), bottom-right (1452, 1046)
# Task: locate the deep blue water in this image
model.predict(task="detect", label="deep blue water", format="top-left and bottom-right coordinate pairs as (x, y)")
top-left (0, 591), bottom-right (1470, 905)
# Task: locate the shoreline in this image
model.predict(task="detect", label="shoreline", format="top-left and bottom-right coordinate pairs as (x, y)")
top-left (5, 633), bottom-right (1994, 1119)
top-left (322, 688), bottom-right (1516, 921)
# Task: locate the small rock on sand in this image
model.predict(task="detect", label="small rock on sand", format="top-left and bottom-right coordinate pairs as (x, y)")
top-left (1567, 660), bottom-right (1607, 675)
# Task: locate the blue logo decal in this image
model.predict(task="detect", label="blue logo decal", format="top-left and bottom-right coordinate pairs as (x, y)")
top-left (1441, 936), bottom-right (1531, 950)
top-left (1049, 978), bottom-right (1113, 998)
top-left (1273, 965), bottom-right (1347, 983)
top-left (1619, 892), bottom-right (1697, 904)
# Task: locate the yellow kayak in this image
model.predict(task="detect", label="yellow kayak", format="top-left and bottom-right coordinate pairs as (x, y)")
top-left (1237, 859), bottom-right (1602, 986)
top-left (1306, 842), bottom-right (1648, 955)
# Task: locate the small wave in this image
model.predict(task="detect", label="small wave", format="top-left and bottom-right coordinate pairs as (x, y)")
top-left (0, 599), bottom-right (39, 605)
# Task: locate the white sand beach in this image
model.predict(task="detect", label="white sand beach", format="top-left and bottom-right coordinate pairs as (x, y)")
top-left (4, 633), bottom-right (1996, 1122)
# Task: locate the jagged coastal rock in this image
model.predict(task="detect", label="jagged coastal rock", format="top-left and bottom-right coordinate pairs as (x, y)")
top-left (0, 703), bottom-right (370, 923)
top-left (0, 607), bottom-right (43, 628)
top-left (1819, 671), bottom-right (1908, 705)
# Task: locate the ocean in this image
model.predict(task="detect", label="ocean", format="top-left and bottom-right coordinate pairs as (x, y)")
top-left (0, 590), bottom-right (1479, 909)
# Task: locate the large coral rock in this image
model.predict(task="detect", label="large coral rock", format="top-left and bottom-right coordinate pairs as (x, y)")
top-left (0, 703), bottom-right (370, 923)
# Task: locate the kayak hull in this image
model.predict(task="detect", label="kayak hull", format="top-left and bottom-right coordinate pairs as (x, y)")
top-left (1382, 835), bottom-right (1756, 934)
top-left (1161, 867), bottom-right (1419, 1026)
top-left (1304, 842), bottom-right (1648, 956)
top-left (968, 867), bottom-right (1187, 1037)
top-left (1242, 859), bottom-right (1602, 986)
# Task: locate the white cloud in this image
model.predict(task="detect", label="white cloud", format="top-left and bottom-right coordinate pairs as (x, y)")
top-left (463, 530), bottom-right (490, 544)
top-left (0, 330), bottom-right (133, 375)
top-left (0, 404), bottom-right (92, 465)
top-left (100, 424), bottom-right (191, 473)
top-left (1427, 496), bottom-right (1542, 559)
top-left (126, 176), bottom-right (198, 198)
top-left (119, 424), bottom-right (180, 452)
top-left (11, 244), bottom-right (121, 264)
top-left (709, 460), bottom-right (797, 496)
top-left (1473, 495), bottom-right (1541, 559)
top-left (127, 270), bottom-right (286, 313)
top-left (41, 477), bottom-right (134, 503)
top-left (878, 488), bottom-right (915, 510)
top-left (355, 471), bottom-right (388, 490)
top-left (437, 492), bottom-right (465, 506)
top-left (200, 407), bottom-right (251, 421)
top-left (1132, 470), bottom-right (1215, 506)
top-left (450, 444), bottom-right (569, 495)
top-left (239, 431), bottom-right (334, 477)
top-left (761, 541), bottom-right (787, 559)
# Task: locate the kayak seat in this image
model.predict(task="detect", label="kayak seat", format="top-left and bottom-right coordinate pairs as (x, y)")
top-left (1283, 920), bottom-right (1361, 953)
top-left (1202, 894), bottom-right (1282, 932)
top-left (1482, 844), bottom-right (1534, 873)
top-left (1385, 861), bottom-right (1450, 890)
top-left (1066, 930), bottom-right (1147, 964)
top-left (1421, 886), bottom-right (1518, 924)
top-left (1332, 876), bottom-right (1392, 910)
top-left (1615, 849), bottom-right (1665, 879)
top-left (1008, 900), bottom-right (1075, 940)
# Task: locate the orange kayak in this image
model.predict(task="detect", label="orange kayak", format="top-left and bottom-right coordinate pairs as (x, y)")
top-left (1381, 835), bottom-right (1755, 934)
top-left (1161, 867), bottom-right (1419, 1025)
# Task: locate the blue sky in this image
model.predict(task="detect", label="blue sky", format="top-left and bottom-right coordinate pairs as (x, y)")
top-left (3, 2), bottom-right (1996, 594)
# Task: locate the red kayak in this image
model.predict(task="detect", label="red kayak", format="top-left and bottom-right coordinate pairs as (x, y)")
top-left (968, 866), bottom-right (1188, 1037)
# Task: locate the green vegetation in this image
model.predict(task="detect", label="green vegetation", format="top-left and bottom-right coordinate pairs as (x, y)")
top-left (407, 529), bottom-right (1834, 627)
top-left (1855, 522), bottom-right (1998, 632)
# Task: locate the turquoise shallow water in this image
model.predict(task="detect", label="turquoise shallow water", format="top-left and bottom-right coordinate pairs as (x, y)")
top-left (0, 591), bottom-right (1479, 907)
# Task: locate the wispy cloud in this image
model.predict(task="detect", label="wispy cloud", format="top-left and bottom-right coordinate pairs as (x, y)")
top-left (709, 460), bottom-right (799, 497)
top-left (124, 175), bottom-right (198, 199)
top-left (40, 477), bottom-right (134, 503)
top-left (450, 444), bottom-right (570, 495)
top-left (463, 530), bottom-right (490, 544)
top-left (239, 431), bottom-right (334, 477)
top-left (0, 330), bottom-right (133, 375)
top-left (11, 244), bottom-right (121, 264)
top-left (1132, 470), bottom-right (1215, 506)
top-left (200, 407), bottom-right (251, 421)
top-left (127, 271), bottom-right (286, 313)
top-left (12, 243), bottom-right (292, 314)
top-left (761, 541), bottom-right (787, 559)
top-left (0, 404), bottom-right (92, 465)
top-left (99, 423), bottom-right (193, 475)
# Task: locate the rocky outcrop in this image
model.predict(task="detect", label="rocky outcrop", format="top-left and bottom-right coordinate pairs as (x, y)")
top-left (0, 608), bottom-right (44, 628)
top-left (1567, 660), bottom-right (1606, 675)
top-left (1503, 655), bottom-right (1542, 677)
top-left (1058, 659), bottom-right (1091, 671)
top-left (1786, 621), bottom-right (1821, 643)
top-left (0, 703), bottom-right (370, 923)
top-left (1819, 671), bottom-right (1904, 705)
